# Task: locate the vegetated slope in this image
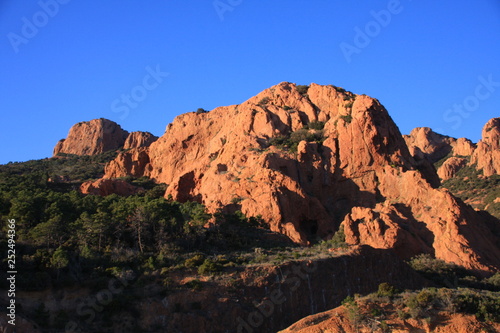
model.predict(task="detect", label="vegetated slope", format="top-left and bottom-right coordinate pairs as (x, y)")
top-left (279, 287), bottom-right (500, 333)
top-left (1, 82), bottom-right (499, 332)
top-left (0, 155), bottom-right (437, 332)
top-left (94, 82), bottom-right (500, 273)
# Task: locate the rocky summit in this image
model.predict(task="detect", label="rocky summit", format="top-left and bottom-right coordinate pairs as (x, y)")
top-left (53, 118), bottom-right (157, 156)
top-left (55, 82), bottom-right (500, 274)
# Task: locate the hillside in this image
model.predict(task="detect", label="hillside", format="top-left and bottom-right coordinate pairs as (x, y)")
top-left (0, 83), bottom-right (499, 332)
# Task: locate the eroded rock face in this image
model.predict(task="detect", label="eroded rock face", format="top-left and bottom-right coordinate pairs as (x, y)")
top-left (104, 148), bottom-right (152, 179)
top-left (102, 82), bottom-right (500, 272)
top-left (80, 178), bottom-right (141, 196)
top-left (403, 127), bottom-right (456, 163)
top-left (53, 118), bottom-right (128, 156)
top-left (437, 157), bottom-right (468, 180)
top-left (471, 118), bottom-right (500, 176)
top-left (123, 131), bottom-right (158, 150)
top-left (454, 137), bottom-right (476, 157)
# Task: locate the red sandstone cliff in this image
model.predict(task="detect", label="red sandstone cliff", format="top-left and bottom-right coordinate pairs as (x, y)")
top-left (97, 82), bottom-right (500, 273)
top-left (53, 118), bottom-right (129, 156)
top-left (53, 119), bottom-right (157, 156)
top-left (471, 117), bottom-right (500, 177)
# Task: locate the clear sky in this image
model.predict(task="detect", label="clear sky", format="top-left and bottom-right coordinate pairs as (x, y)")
top-left (1, 0), bottom-right (499, 164)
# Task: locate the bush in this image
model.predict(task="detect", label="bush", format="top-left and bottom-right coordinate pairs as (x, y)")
top-left (408, 254), bottom-right (465, 287)
top-left (319, 224), bottom-right (347, 249)
top-left (340, 114), bottom-right (352, 123)
top-left (258, 97), bottom-right (270, 106)
top-left (184, 254), bottom-right (205, 268)
top-left (197, 259), bottom-right (221, 275)
top-left (269, 126), bottom-right (325, 153)
top-left (486, 272), bottom-right (500, 289)
top-left (377, 283), bottom-right (397, 297)
top-left (296, 85), bottom-right (309, 96)
top-left (306, 121), bottom-right (325, 130)
top-left (196, 108), bottom-right (207, 114)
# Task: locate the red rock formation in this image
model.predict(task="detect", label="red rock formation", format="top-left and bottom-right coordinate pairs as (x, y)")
top-left (102, 82), bottom-right (500, 272)
top-left (53, 118), bottom-right (128, 156)
top-left (437, 157), bottom-right (468, 180)
top-left (123, 131), bottom-right (158, 150)
top-left (403, 127), bottom-right (455, 163)
top-left (80, 178), bottom-right (141, 196)
top-left (104, 147), bottom-right (152, 179)
top-left (454, 137), bottom-right (475, 156)
top-left (471, 118), bottom-right (500, 176)
top-left (404, 128), bottom-right (476, 159)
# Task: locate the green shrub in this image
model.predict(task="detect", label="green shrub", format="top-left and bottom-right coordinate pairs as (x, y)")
top-left (306, 121), bottom-right (325, 130)
top-left (296, 85), bottom-right (309, 96)
top-left (319, 225), bottom-right (347, 249)
top-left (184, 254), bottom-right (205, 268)
top-left (340, 114), bottom-right (352, 123)
top-left (197, 258), bottom-right (221, 275)
top-left (185, 279), bottom-right (203, 290)
top-left (258, 97), bottom-right (270, 106)
top-left (377, 283), bottom-right (397, 297)
top-left (269, 127), bottom-right (325, 153)
top-left (486, 272), bottom-right (500, 289)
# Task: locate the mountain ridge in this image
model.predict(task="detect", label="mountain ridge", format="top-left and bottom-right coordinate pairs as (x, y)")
top-left (52, 82), bottom-right (500, 274)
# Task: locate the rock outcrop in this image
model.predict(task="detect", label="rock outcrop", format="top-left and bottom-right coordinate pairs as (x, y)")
top-left (471, 118), bottom-right (500, 176)
top-left (437, 157), bottom-right (468, 180)
top-left (53, 118), bottom-right (129, 156)
top-left (123, 131), bottom-right (158, 150)
top-left (403, 127), bottom-right (456, 163)
top-left (80, 178), bottom-right (141, 196)
top-left (99, 82), bottom-right (500, 273)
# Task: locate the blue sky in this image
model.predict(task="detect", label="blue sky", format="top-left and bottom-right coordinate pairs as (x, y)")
top-left (1, 0), bottom-right (499, 164)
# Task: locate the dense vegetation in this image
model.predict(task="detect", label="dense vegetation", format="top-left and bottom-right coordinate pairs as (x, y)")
top-left (1, 152), bottom-right (499, 331)
top-left (343, 286), bottom-right (499, 331)
top-left (0, 155), bottom-right (293, 293)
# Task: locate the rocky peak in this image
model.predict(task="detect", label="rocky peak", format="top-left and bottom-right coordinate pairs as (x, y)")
top-left (403, 127), bottom-right (456, 163)
top-left (471, 117), bottom-right (500, 176)
top-left (124, 131), bottom-right (158, 150)
top-left (480, 117), bottom-right (500, 149)
top-left (100, 82), bottom-right (500, 273)
top-left (53, 118), bottom-right (129, 156)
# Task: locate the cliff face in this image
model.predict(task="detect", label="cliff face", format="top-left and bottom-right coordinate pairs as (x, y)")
top-left (53, 118), bottom-right (129, 156)
top-left (99, 82), bottom-right (500, 273)
top-left (471, 117), bottom-right (500, 177)
top-left (53, 119), bottom-right (157, 156)
top-left (404, 120), bottom-right (500, 179)
top-left (123, 131), bottom-right (158, 150)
